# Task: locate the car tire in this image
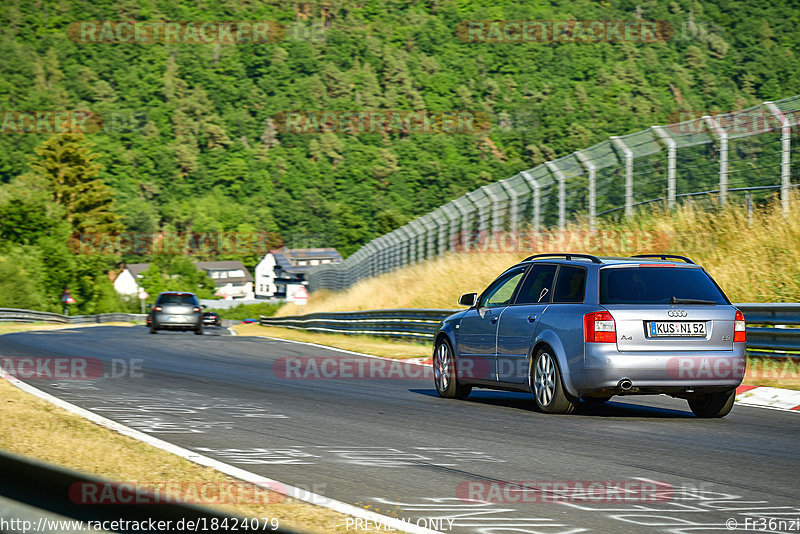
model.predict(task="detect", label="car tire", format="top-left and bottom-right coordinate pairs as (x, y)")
top-left (433, 338), bottom-right (471, 400)
top-left (531, 349), bottom-right (575, 415)
top-left (194, 324), bottom-right (203, 335)
top-left (149, 325), bottom-right (157, 334)
top-left (687, 389), bottom-right (736, 418)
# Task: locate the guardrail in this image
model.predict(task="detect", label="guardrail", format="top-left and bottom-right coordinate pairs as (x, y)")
top-left (0, 450), bottom-right (303, 533)
top-left (261, 303), bottom-right (800, 358)
top-left (0, 308), bottom-right (147, 324)
top-left (259, 309), bottom-right (455, 340)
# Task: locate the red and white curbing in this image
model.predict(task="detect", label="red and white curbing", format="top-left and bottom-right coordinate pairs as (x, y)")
top-left (413, 356), bottom-right (799, 414)
top-left (735, 384), bottom-right (800, 412)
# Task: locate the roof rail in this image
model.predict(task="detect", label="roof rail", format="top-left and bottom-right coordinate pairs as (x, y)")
top-left (631, 254), bottom-right (695, 264)
top-left (523, 253), bottom-right (602, 264)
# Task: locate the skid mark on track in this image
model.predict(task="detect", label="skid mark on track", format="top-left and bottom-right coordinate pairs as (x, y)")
top-left (193, 445), bottom-right (504, 468)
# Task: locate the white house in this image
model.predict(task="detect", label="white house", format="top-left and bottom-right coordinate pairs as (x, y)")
top-left (255, 248), bottom-right (342, 298)
top-left (195, 260), bottom-right (254, 300)
top-left (112, 263), bottom-right (151, 296)
top-left (113, 260), bottom-right (254, 300)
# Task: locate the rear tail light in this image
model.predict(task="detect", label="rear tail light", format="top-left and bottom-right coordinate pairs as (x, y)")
top-left (734, 310), bottom-right (746, 343)
top-left (584, 311), bottom-right (616, 343)
top-left (153, 305), bottom-right (162, 312)
top-left (193, 307), bottom-right (202, 313)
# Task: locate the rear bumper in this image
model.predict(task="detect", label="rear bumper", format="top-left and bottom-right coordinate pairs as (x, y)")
top-left (152, 312), bottom-right (201, 330)
top-left (570, 344), bottom-right (746, 397)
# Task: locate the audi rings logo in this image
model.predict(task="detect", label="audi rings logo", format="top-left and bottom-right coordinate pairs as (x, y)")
top-left (668, 310), bottom-right (688, 317)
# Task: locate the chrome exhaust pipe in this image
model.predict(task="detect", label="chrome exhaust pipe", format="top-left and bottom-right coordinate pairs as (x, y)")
top-left (618, 378), bottom-right (633, 391)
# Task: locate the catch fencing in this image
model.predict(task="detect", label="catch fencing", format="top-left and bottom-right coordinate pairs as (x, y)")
top-left (260, 303), bottom-right (800, 359)
top-left (307, 95), bottom-right (800, 292)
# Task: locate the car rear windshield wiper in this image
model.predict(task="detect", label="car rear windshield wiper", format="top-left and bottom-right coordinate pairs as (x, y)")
top-left (670, 296), bottom-right (716, 305)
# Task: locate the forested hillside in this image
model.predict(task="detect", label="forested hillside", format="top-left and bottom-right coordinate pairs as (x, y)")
top-left (1, 0), bottom-right (799, 311)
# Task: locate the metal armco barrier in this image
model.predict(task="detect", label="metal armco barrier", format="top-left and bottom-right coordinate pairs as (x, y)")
top-left (260, 309), bottom-right (456, 339)
top-left (0, 450), bottom-right (305, 534)
top-left (261, 304), bottom-right (800, 358)
top-left (0, 309), bottom-right (146, 324)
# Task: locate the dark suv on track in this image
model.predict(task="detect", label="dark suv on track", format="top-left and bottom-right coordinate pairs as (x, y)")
top-left (432, 254), bottom-right (746, 418)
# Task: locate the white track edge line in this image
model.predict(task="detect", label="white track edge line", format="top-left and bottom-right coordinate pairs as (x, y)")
top-left (0, 368), bottom-right (441, 534)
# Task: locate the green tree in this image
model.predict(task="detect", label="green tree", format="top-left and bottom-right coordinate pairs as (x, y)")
top-left (28, 133), bottom-right (122, 235)
top-left (138, 255), bottom-right (216, 301)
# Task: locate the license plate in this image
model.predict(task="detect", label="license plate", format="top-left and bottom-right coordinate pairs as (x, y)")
top-left (168, 315), bottom-right (187, 322)
top-left (649, 321), bottom-right (706, 337)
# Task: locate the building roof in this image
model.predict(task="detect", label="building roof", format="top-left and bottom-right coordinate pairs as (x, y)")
top-left (281, 248), bottom-right (343, 261)
top-left (194, 260), bottom-right (253, 285)
top-left (125, 263), bottom-right (151, 278)
top-left (122, 261), bottom-right (253, 287)
top-left (269, 248), bottom-right (342, 275)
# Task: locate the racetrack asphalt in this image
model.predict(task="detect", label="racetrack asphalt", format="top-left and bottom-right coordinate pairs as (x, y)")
top-left (1, 325), bottom-right (798, 533)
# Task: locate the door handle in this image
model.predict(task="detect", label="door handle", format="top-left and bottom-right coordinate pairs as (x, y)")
top-left (527, 314), bottom-right (537, 323)
top-left (490, 316), bottom-right (498, 324)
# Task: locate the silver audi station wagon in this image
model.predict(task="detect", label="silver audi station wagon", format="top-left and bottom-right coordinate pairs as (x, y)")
top-left (432, 254), bottom-right (746, 417)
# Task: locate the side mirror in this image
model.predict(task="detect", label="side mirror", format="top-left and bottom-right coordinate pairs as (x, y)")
top-left (458, 293), bottom-right (478, 307)
top-left (201, 304), bottom-right (207, 309)
top-left (146, 304), bottom-right (152, 309)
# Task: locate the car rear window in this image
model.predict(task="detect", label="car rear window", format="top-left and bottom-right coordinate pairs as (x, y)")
top-left (600, 267), bottom-right (727, 305)
top-left (157, 294), bottom-right (198, 305)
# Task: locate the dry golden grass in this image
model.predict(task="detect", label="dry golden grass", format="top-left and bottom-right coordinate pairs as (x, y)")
top-left (0, 379), bottom-right (383, 532)
top-left (233, 324), bottom-right (431, 359)
top-left (743, 357), bottom-right (800, 390)
top-left (278, 192), bottom-right (800, 314)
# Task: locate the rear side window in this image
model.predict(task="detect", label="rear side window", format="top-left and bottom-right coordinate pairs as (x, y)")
top-left (157, 293), bottom-right (198, 305)
top-left (600, 267), bottom-right (727, 304)
top-left (516, 264), bottom-right (557, 304)
top-left (553, 266), bottom-right (586, 303)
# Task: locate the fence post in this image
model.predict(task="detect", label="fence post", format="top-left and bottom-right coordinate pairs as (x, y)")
top-left (610, 136), bottom-right (634, 217)
top-left (481, 185), bottom-right (503, 235)
top-left (419, 215), bottom-right (437, 261)
top-left (521, 170), bottom-right (541, 232)
top-left (396, 226), bottom-right (411, 267)
top-left (498, 179), bottom-right (519, 233)
top-left (440, 202), bottom-right (459, 253)
top-left (430, 210), bottom-right (448, 257)
top-left (575, 151), bottom-right (597, 230)
top-left (545, 161), bottom-right (566, 230)
top-left (652, 126), bottom-right (676, 210)
top-left (704, 115), bottom-right (728, 206)
top-left (384, 232), bottom-right (399, 272)
top-left (765, 101), bottom-right (791, 217)
top-left (452, 197), bottom-right (473, 252)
